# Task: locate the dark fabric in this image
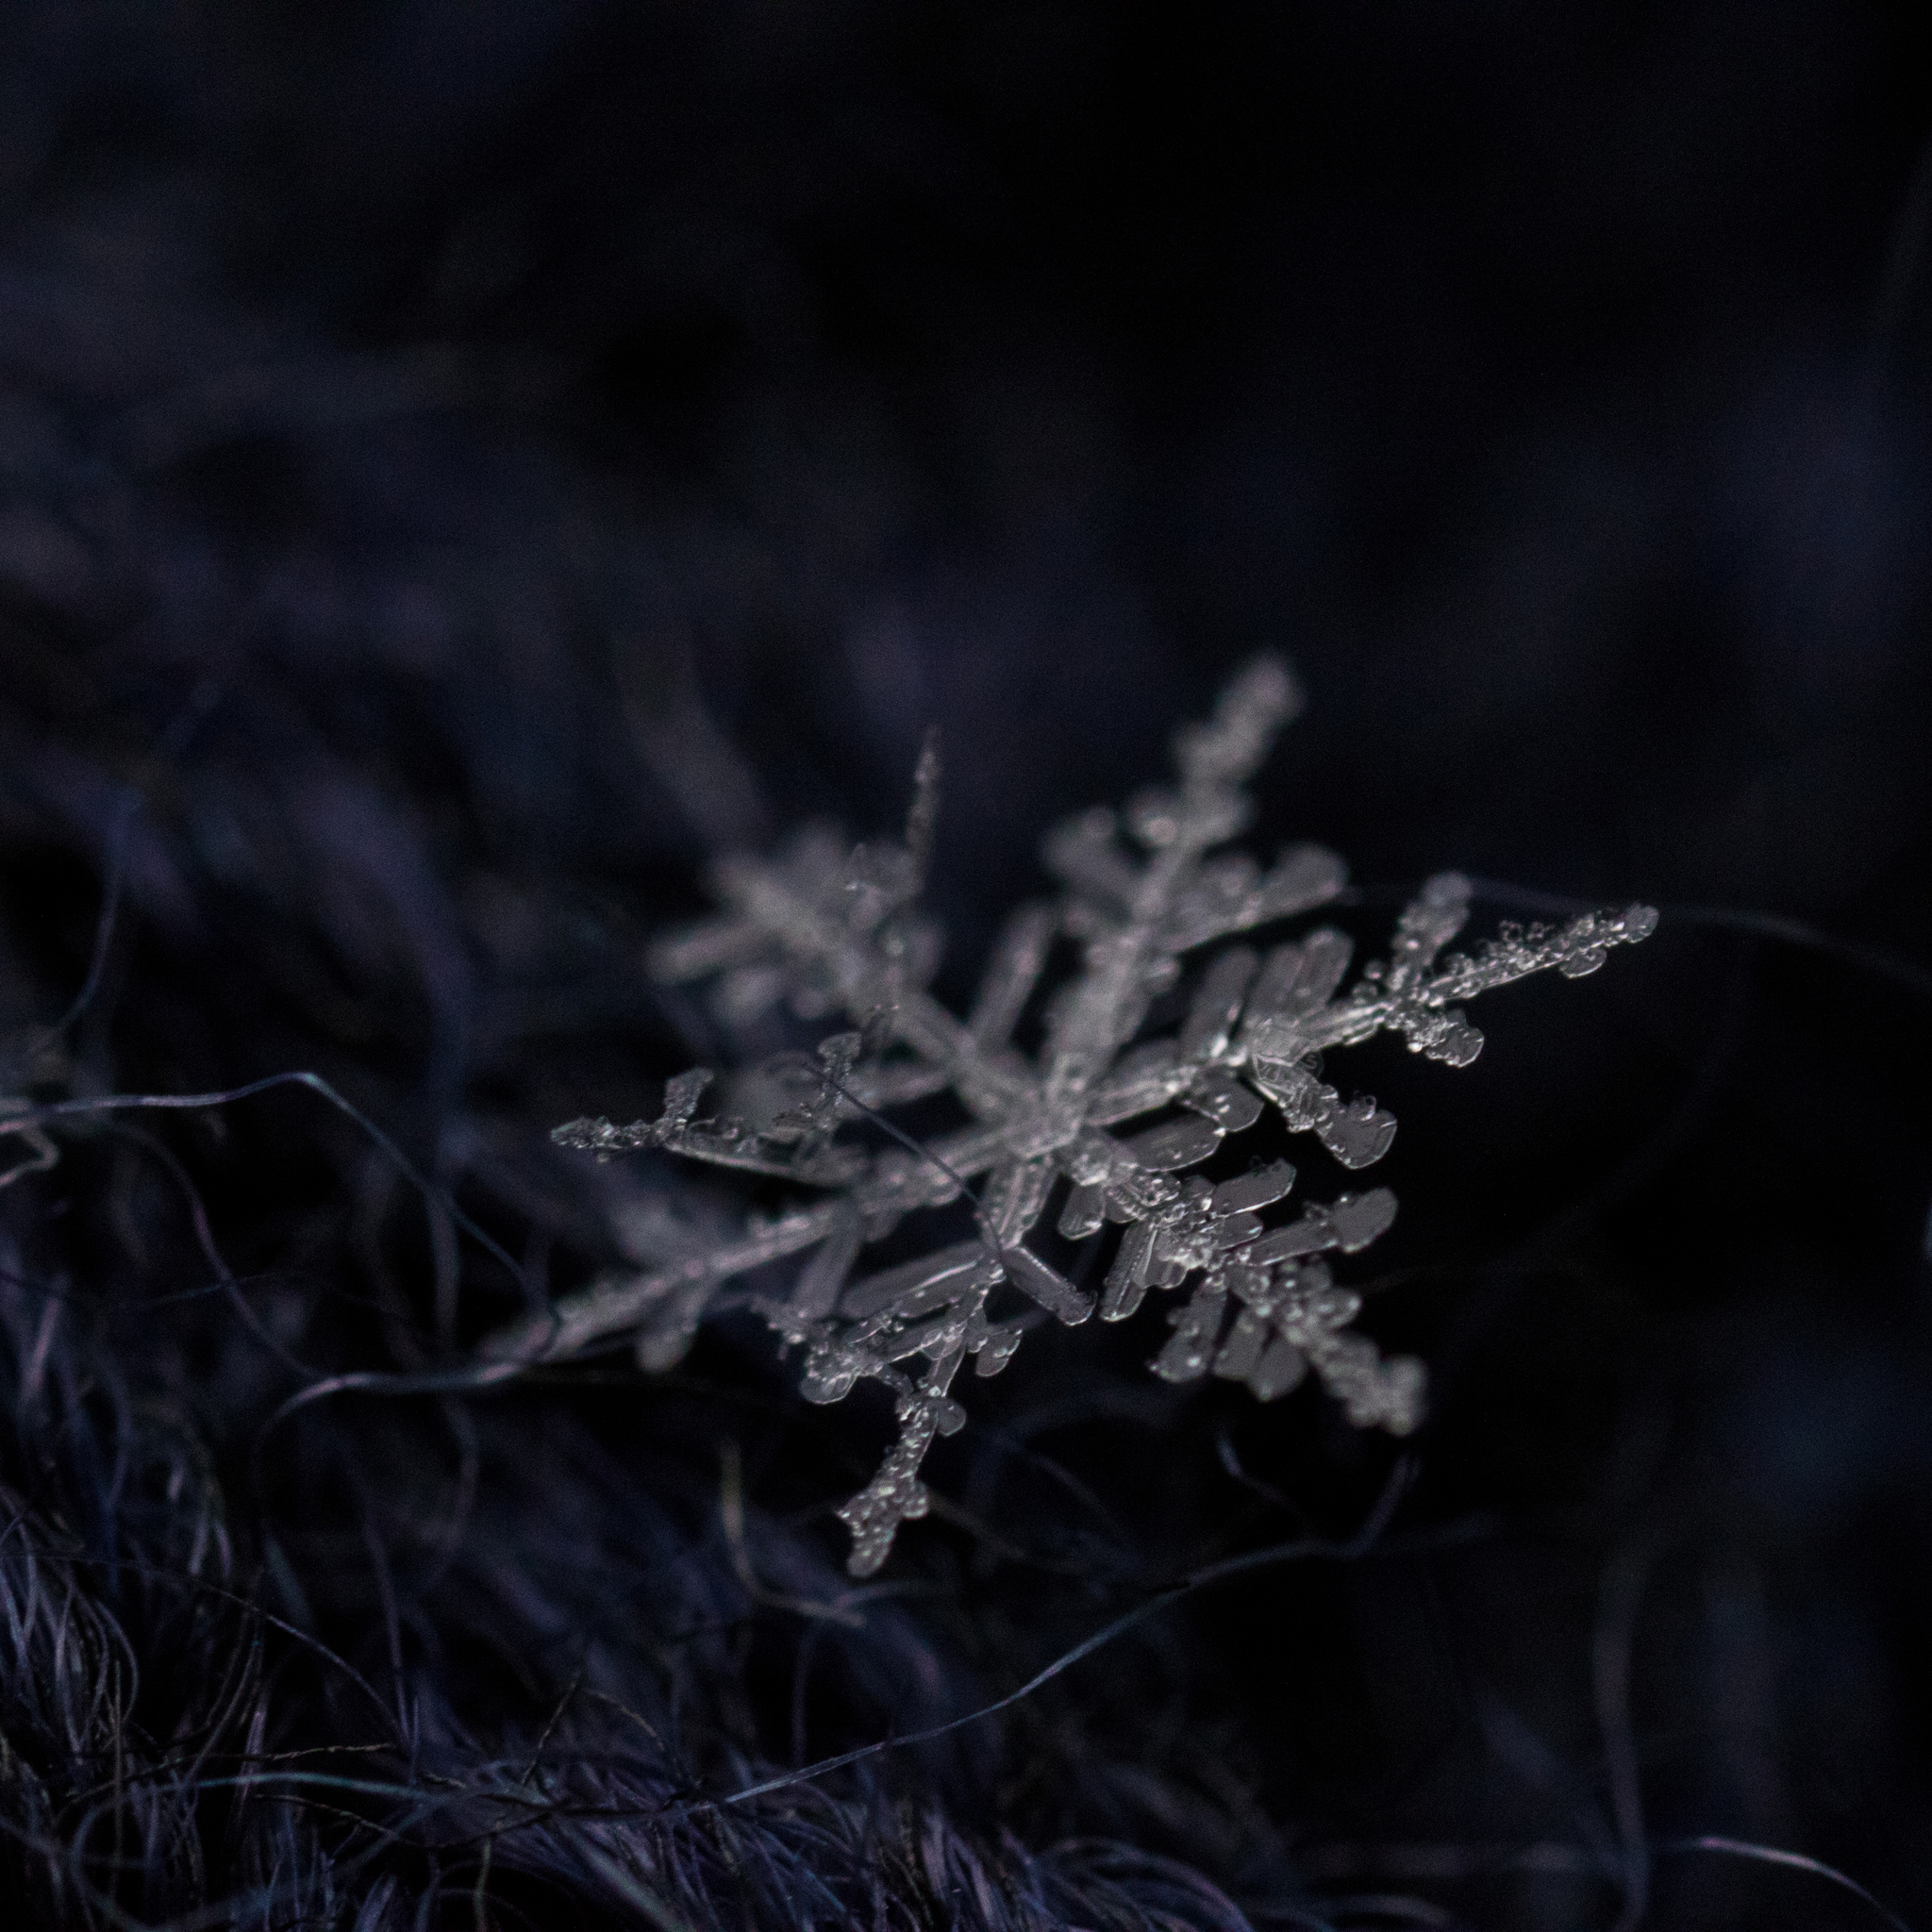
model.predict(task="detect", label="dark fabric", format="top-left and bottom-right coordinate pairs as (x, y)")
top-left (3, 7), bottom-right (1930, 1925)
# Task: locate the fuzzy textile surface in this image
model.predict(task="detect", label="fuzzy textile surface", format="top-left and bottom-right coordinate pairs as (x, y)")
top-left (4, 7), bottom-right (1932, 1928)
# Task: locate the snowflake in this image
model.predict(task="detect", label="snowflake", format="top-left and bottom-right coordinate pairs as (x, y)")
top-left (493, 660), bottom-right (1655, 1574)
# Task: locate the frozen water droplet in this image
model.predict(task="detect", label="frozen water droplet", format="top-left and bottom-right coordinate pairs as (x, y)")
top-left (1180, 947), bottom-right (1258, 1058)
top-left (1210, 1159), bottom-right (1296, 1218)
top-left (1058, 1180), bottom-right (1108, 1240)
top-left (1126, 1115), bottom-right (1224, 1172)
top-left (1327, 1188), bottom-right (1398, 1252)
top-left (974, 1324), bottom-right (1023, 1375)
top-left (1102, 1223), bottom-right (1158, 1322)
top-left (1213, 1308), bottom-right (1269, 1382)
top-left (1003, 1243), bottom-right (1095, 1324)
top-left (1249, 1337), bottom-right (1307, 1401)
top-left (1188, 1072), bottom-right (1264, 1131)
top-left (1318, 1095), bottom-right (1398, 1168)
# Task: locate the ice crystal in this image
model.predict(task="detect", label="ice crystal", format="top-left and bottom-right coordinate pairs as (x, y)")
top-left (493, 659), bottom-right (1655, 1574)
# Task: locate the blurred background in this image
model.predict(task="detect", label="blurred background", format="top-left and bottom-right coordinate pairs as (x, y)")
top-left (3, 5), bottom-right (1931, 1926)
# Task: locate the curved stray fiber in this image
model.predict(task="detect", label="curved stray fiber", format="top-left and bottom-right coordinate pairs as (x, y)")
top-left (824, 1066), bottom-right (1016, 1281)
top-left (1595, 1536), bottom-right (1654, 1932)
top-left (713, 1457), bottom-right (1420, 1810)
top-left (7, 1527), bottom-right (403, 1740)
top-left (21, 1070), bottom-right (529, 1298)
top-left (105, 1120), bottom-right (316, 1383)
top-left (1657, 1837), bottom-right (1916, 1932)
top-left (12, 1074), bottom-right (541, 1478)
top-left (4, 784), bottom-right (142, 1085)
top-left (73, 1466), bottom-right (1443, 1892)
top-left (1465, 878), bottom-right (1932, 1010)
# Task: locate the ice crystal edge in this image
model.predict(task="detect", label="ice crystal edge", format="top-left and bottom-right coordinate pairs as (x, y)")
top-left (500, 658), bottom-right (1655, 1575)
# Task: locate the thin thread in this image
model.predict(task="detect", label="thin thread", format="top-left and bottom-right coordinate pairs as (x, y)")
top-left (713, 1456), bottom-right (1418, 1809)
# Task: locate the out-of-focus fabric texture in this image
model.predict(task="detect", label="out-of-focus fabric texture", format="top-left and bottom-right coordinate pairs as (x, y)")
top-left (3, 6), bottom-right (1930, 1926)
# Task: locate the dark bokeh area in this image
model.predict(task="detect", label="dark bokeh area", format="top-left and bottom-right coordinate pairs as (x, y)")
top-left (4, 4), bottom-right (1932, 1926)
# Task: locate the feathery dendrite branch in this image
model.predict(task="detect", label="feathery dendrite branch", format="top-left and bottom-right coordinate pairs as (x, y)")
top-left (496, 659), bottom-right (1655, 1574)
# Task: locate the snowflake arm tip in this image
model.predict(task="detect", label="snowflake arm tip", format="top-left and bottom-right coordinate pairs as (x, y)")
top-left (518, 663), bottom-right (1654, 1573)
